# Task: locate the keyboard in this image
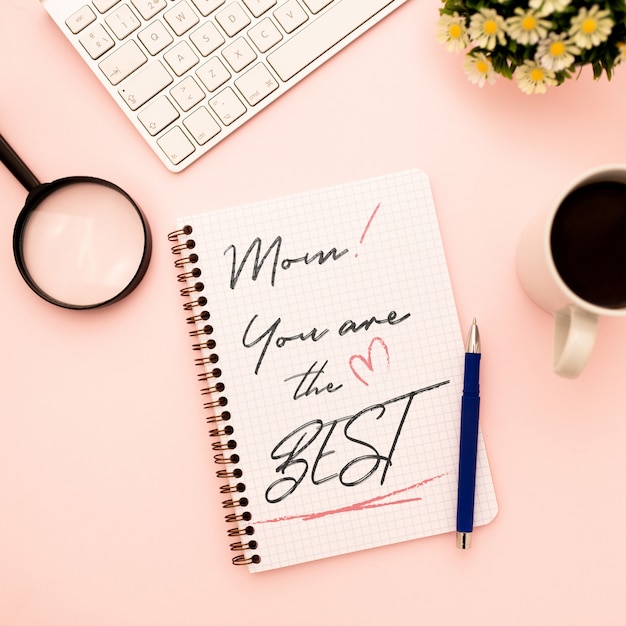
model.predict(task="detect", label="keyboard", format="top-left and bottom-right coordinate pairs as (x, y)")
top-left (41, 0), bottom-right (409, 172)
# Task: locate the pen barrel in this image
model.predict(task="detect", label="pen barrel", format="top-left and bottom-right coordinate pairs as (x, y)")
top-left (456, 353), bottom-right (481, 534)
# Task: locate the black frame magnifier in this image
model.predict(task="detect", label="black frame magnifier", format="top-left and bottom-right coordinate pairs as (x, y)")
top-left (1, 133), bottom-right (151, 310)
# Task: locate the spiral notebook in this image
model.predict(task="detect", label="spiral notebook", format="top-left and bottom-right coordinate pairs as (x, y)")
top-left (169, 169), bottom-right (498, 572)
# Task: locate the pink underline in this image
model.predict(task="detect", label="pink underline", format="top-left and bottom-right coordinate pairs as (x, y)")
top-left (256, 473), bottom-right (446, 524)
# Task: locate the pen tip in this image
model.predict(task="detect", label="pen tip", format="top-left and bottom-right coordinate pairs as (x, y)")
top-left (465, 319), bottom-right (481, 354)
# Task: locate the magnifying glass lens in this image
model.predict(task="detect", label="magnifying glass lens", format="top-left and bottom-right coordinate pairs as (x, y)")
top-left (19, 181), bottom-right (149, 308)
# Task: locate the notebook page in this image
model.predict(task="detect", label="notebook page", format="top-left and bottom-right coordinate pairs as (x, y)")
top-left (175, 170), bottom-right (498, 572)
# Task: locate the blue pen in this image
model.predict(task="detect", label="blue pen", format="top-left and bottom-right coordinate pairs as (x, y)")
top-left (456, 318), bottom-right (481, 550)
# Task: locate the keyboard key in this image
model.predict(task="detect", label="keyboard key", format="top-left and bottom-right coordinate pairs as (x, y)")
top-left (99, 40), bottom-right (147, 85)
top-left (93, 0), bottom-right (121, 12)
top-left (248, 17), bottom-right (283, 53)
top-left (234, 62), bottom-right (278, 105)
top-left (189, 21), bottom-right (225, 56)
top-left (65, 6), bottom-right (96, 34)
top-left (165, 1), bottom-right (200, 36)
top-left (164, 41), bottom-right (199, 76)
top-left (157, 127), bottom-right (196, 165)
top-left (222, 37), bottom-right (257, 72)
top-left (242, 0), bottom-right (277, 18)
top-left (191, 0), bottom-right (226, 16)
top-left (208, 87), bottom-right (246, 125)
top-left (138, 20), bottom-right (174, 55)
top-left (196, 57), bottom-right (231, 91)
top-left (273, 0), bottom-right (309, 33)
top-left (216, 2), bottom-right (251, 36)
top-left (170, 76), bottom-right (206, 111)
top-left (138, 96), bottom-right (180, 135)
top-left (79, 24), bottom-right (115, 59)
top-left (131, 0), bottom-right (167, 20)
top-left (106, 5), bottom-right (141, 40)
top-left (301, 0), bottom-right (333, 13)
top-left (118, 61), bottom-right (173, 110)
top-left (268, 0), bottom-right (395, 81)
top-left (184, 107), bottom-right (221, 144)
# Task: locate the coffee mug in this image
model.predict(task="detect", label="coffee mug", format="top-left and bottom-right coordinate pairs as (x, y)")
top-left (516, 164), bottom-right (626, 378)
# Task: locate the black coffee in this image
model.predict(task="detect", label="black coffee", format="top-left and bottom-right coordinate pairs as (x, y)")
top-left (551, 181), bottom-right (626, 308)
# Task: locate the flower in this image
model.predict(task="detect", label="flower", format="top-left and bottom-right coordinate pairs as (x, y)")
top-left (437, 0), bottom-right (625, 93)
top-left (569, 5), bottom-right (614, 49)
top-left (436, 12), bottom-right (470, 52)
top-left (514, 59), bottom-right (558, 93)
top-left (528, 0), bottom-right (571, 16)
top-left (507, 8), bottom-right (551, 45)
top-left (463, 52), bottom-right (497, 86)
top-left (536, 32), bottom-right (580, 70)
top-left (469, 8), bottom-right (507, 50)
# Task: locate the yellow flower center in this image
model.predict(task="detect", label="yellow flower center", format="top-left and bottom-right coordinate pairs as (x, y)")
top-left (582, 18), bottom-right (597, 34)
top-left (530, 67), bottom-right (545, 82)
top-left (476, 60), bottom-right (489, 74)
top-left (522, 16), bottom-right (536, 31)
top-left (549, 41), bottom-right (566, 56)
top-left (484, 19), bottom-right (498, 35)
top-left (449, 23), bottom-right (463, 39)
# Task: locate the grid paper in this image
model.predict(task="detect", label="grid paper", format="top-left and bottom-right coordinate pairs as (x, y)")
top-left (175, 170), bottom-right (498, 572)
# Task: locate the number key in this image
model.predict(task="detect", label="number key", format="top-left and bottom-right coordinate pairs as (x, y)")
top-left (131, 0), bottom-right (167, 20)
top-left (106, 5), bottom-right (141, 40)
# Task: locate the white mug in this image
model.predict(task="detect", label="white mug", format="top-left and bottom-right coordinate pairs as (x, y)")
top-left (516, 164), bottom-right (626, 378)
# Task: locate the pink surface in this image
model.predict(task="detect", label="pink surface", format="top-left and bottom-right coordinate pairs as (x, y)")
top-left (1, 1), bottom-right (625, 624)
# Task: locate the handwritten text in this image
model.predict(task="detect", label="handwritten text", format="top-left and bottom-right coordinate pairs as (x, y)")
top-left (264, 381), bottom-right (450, 504)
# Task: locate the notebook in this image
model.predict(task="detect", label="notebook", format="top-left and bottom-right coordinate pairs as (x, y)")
top-left (168, 169), bottom-right (498, 572)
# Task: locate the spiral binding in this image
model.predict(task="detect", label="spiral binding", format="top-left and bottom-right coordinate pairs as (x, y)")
top-left (169, 225), bottom-right (261, 567)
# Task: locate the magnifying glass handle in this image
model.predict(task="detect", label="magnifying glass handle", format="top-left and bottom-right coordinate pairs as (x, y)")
top-left (0, 133), bottom-right (41, 191)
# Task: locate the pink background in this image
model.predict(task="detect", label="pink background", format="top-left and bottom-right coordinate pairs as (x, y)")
top-left (2, 1), bottom-right (626, 624)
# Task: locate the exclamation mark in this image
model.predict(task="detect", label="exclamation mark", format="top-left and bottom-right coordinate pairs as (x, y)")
top-left (355, 202), bottom-right (381, 258)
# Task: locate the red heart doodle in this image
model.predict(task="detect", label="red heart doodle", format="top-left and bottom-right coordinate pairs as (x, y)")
top-left (349, 337), bottom-right (390, 387)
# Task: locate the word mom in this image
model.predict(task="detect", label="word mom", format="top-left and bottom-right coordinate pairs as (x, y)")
top-left (224, 235), bottom-right (349, 289)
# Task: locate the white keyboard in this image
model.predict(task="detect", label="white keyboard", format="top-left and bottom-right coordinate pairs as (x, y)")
top-left (41, 0), bottom-right (409, 172)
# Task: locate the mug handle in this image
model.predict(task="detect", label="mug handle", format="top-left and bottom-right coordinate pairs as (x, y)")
top-left (553, 305), bottom-right (598, 378)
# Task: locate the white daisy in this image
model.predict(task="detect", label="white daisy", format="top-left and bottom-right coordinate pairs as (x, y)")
top-left (507, 8), bottom-right (551, 45)
top-left (463, 52), bottom-right (497, 86)
top-left (514, 60), bottom-right (557, 94)
top-left (536, 33), bottom-right (580, 71)
top-left (469, 8), bottom-right (507, 50)
top-left (569, 5), bottom-right (614, 49)
top-left (529, 0), bottom-right (571, 16)
top-left (436, 13), bottom-right (470, 52)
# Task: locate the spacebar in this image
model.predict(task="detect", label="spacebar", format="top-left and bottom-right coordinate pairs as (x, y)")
top-left (267, 0), bottom-right (395, 81)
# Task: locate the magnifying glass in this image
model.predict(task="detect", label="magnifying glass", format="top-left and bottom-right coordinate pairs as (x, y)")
top-left (1, 133), bottom-right (152, 310)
